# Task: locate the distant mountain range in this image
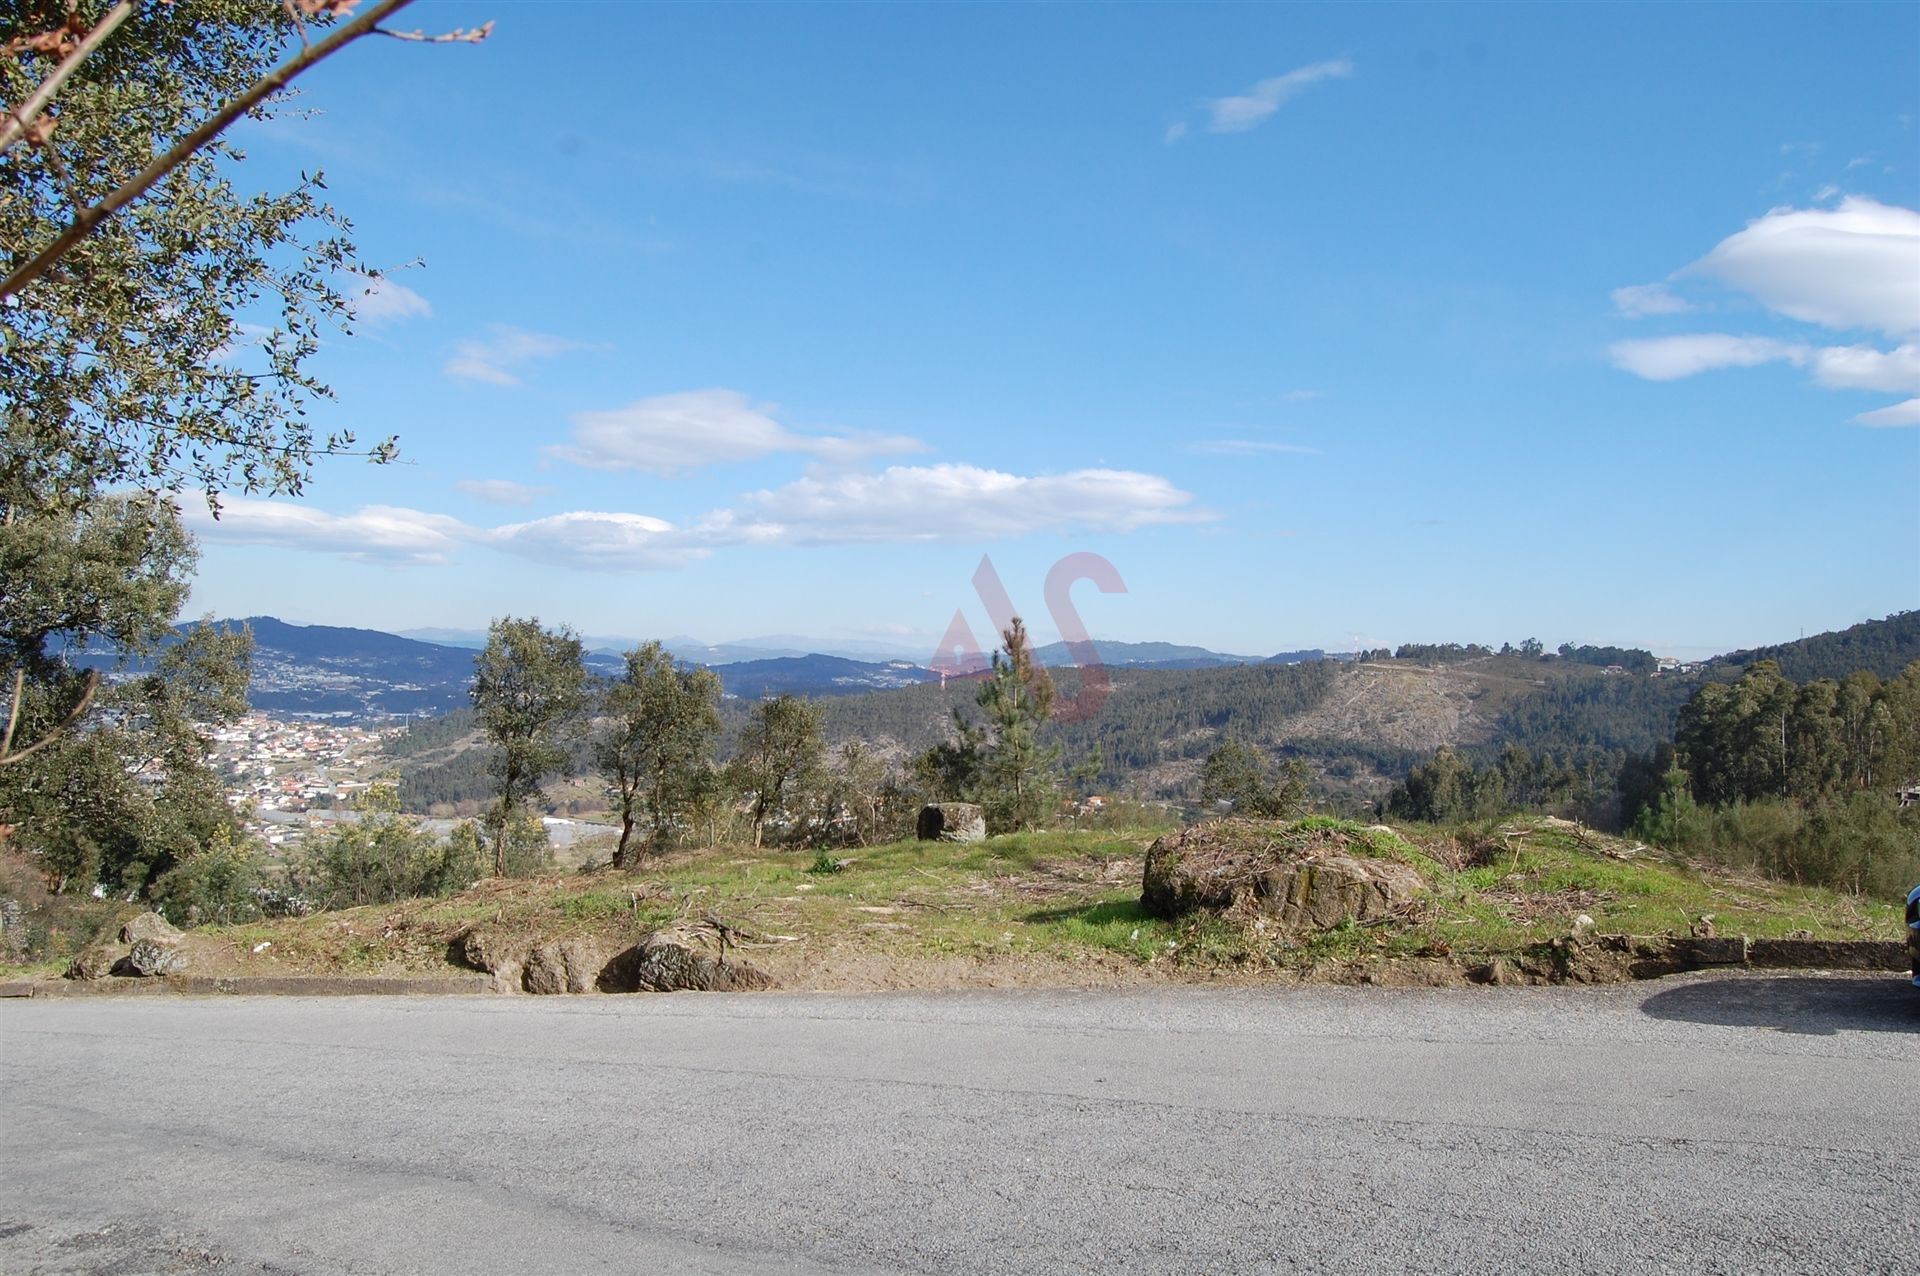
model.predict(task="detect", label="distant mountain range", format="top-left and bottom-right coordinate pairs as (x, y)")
top-left (87, 618), bottom-right (1307, 721)
top-left (82, 612), bottom-right (1918, 726)
top-left (397, 627), bottom-right (930, 665)
top-left (394, 628), bottom-right (1302, 670)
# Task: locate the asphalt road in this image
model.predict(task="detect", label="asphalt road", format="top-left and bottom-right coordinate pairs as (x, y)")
top-left (2, 972), bottom-right (1915, 1275)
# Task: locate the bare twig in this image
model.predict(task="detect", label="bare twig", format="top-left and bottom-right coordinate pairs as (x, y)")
top-left (0, 0), bottom-right (137, 154)
top-left (895, 896), bottom-right (953, 915)
top-left (281, 0), bottom-right (313, 51)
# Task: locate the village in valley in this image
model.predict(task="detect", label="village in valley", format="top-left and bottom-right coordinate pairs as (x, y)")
top-left (206, 714), bottom-right (403, 850)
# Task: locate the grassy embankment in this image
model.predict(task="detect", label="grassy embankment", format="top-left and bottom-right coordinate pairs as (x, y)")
top-left (11, 816), bottom-right (1898, 989)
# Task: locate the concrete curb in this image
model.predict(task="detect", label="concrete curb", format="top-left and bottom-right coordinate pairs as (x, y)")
top-left (1665, 936), bottom-right (1907, 972)
top-left (1, 937), bottom-right (1906, 999)
top-left (0, 974), bottom-right (492, 999)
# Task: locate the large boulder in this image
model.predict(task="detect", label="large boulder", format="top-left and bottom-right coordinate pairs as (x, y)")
top-left (917, 802), bottom-right (986, 843)
top-left (598, 933), bottom-right (772, 994)
top-left (66, 944), bottom-right (123, 981)
top-left (1142, 819), bottom-right (1426, 933)
top-left (454, 925), bottom-right (531, 994)
top-left (120, 912), bottom-right (183, 946)
top-left (115, 939), bottom-right (189, 977)
top-left (522, 938), bottom-right (603, 994)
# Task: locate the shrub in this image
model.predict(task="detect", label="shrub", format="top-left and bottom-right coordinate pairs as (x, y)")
top-left (148, 830), bottom-right (264, 926)
top-left (1643, 789), bottom-right (1920, 899)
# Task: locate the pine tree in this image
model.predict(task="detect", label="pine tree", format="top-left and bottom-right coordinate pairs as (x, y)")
top-left (975, 618), bottom-right (1061, 833)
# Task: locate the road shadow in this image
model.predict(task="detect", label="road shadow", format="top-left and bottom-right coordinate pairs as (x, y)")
top-left (1639, 974), bottom-right (1920, 1036)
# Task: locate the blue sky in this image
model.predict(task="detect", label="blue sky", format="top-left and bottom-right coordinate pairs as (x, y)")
top-left (183, 0), bottom-right (1920, 659)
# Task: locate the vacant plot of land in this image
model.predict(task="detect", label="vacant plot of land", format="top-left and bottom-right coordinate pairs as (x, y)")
top-left (7, 818), bottom-right (1897, 993)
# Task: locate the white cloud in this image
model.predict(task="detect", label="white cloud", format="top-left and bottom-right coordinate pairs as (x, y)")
top-left (350, 274), bottom-right (431, 324)
top-left (178, 460), bottom-right (1214, 572)
top-left (180, 496), bottom-right (470, 565)
top-left (1193, 59), bottom-right (1355, 136)
top-left (706, 463), bottom-right (1215, 545)
top-left (455, 478), bottom-right (553, 506)
top-left (1609, 334), bottom-right (1807, 382)
top-left (486, 511), bottom-right (700, 572)
top-left (550, 389), bottom-right (925, 475)
top-left (1609, 336), bottom-right (1920, 397)
top-left (1688, 197), bottom-right (1920, 337)
top-left (1611, 199), bottom-right (1920, 423)
top-left (1163, 122), bottom-right (1189, 144)
top-left (444, 326), bottom-right (586, 386)
top-left (1854, 399), bottom-right (1920, 428)
top-left (1610, 283), bottom-right (1692, 318)
top-left (1189, 440), bottom-right (1322, 457)
top-left (1806, 343), bottom-right (1920, 394)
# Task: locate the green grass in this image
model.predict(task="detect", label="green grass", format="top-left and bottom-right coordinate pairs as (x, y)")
top-left (37, 816), bottom-right (1893, 986)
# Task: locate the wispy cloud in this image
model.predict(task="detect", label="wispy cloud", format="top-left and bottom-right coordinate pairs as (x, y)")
top-left (349, 273), bottom-right (431, 324)
top-left (1610, 334), bottom-right (1807, 381)
top-left (488, 511), bottom-right (700, 571)
top-left (549, 389), bottom-right (926, 476)
top-left (455, 478), bottom-right (553, 506)
top-left (701, 464), bottom-right (1216, 546)
top-left (1610, 335), bottom-right (1919, 397)
top-left (1854, 399), bottom-right (1920, 427)
top-left (1610, 283), bottom-right (1691, 319)
top-left (1170, 59), bottom-right (1355, 141)
top-left (178, 497), bottom-right (468, 565)
top-left (184, 463), bottom-right (1214, 572)
top-left (444, 325), bottom-right (588, 386)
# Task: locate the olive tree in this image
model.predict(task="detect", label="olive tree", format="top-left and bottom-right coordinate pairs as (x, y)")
top-left (593, 641), bottom-right (721, 866)
top-left (729, 694), bottom-right (825, 849)
top-left (0, 0), bottom-right (480, 892)
top-left (471, 617), bottom-right (586, 876)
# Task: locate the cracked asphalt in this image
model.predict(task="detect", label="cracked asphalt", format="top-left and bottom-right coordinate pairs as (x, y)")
top-left (2, 971), bottom-right (1915, 1274)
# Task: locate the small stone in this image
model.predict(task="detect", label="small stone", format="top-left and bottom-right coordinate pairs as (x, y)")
top-left (916, 803), bottom-right (987, 843)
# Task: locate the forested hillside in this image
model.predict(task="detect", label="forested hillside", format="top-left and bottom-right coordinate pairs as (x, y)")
top-left (1709, 611), bottom-right (1920, 684)
top-left (382, 615), bottom-right (1920, 815)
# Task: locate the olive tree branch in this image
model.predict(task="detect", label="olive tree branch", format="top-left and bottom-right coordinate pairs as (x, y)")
top-left (0, 668), bottom-right (100, 768)
top-left (0, 0), bottom-right (138, 154)
top-left (1, 0), bottom-right (490, 303)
